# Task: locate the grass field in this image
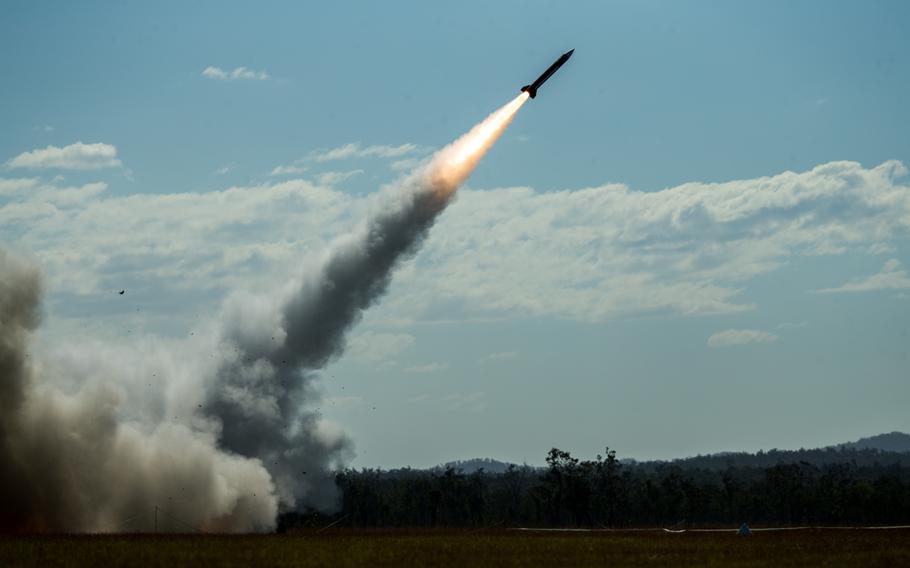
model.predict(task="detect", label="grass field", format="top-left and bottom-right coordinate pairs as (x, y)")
top-left (1, 528), bottom-right (908, 567)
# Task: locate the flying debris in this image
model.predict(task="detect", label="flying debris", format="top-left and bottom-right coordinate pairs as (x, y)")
top-left (520, 49), bottom-right (574, 99)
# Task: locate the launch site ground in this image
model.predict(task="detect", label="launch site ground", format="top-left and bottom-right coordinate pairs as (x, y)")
top-left (2, 528), bottom-right (908, 567)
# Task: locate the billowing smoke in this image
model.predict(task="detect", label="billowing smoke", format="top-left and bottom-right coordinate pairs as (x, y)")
top-left (0, 93), bottom-right (527, 532)
top-left (205, 93), bottom-right (528, 508)
top-left (0, 249), bottom-right (278, 533)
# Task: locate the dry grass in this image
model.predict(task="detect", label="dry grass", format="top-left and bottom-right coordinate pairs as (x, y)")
top-left (1, 528), bottom-right (908, 567)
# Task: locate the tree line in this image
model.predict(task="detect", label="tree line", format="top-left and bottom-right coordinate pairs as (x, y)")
top-left (283, 447), bottom-right (910, 529)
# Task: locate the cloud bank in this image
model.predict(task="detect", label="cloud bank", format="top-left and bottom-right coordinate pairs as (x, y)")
top-left (2, 160), bottom-right (908, 332)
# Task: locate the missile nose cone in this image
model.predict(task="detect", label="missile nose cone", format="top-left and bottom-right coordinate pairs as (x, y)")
top-left (565, 49), bottom-right (575, 58)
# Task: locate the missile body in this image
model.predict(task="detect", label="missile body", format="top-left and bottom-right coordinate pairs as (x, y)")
top-left (521, 49), bottom-right (574, 99)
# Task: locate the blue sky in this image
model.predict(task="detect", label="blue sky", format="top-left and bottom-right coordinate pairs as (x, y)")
top-left (2, 0), bottom-right (909, 467)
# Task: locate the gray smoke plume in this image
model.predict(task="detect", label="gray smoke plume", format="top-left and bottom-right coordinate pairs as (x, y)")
top-left (207, 184), bottom-right (454, 508)
top-left (203, 93), bottom-right (528, 509)
top-left (0, 94), bottom-right (527, 531)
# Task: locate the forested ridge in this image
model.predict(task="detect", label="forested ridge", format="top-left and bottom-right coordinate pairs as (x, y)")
top-left (281, 444), bottom-right (910, 530)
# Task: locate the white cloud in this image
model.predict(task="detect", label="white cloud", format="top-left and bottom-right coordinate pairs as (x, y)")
top-left (0, 177), bottom-right (39, 196)
top-left (371, 159), bottom-right (910, 323)
top-left (202, 66), bottom-right (269, 81)
top-left (442, 392), bottom-right (487, 413)
top-left (269, 164), bottom-right (307, 177)
top-left (49, 182), bottom-right (108, 205)
top-left (310, 143), bottom-right (420, 163)
top-left (269, 143), bottom-right (424, 178)
top-left (316, 170), bottom-right (363, 186)
top-left (267, 166), bottom-right (362, 183)
top-left (479, 351), bottom-right (518, 363)
top-left (404, 362), bottom-right (448, 374)
top-left (0, 177), bottom-right (359, 305)
top-left (347, 331), bottom-right (415, 362)
top-left (2, 160), bottom-right (909, 335)
top-left (867, 242), bottom-right (896, 255)
top-left (389, 157), bottom-right (425, 172)
top-left (213, 165), bottom-right (233, 176)
top-left (6, 142), bottom-right (122, 170)
top-left (707, 329), bottom-right (778, 348)
top-left (815, 259), bottom-right (910, 294)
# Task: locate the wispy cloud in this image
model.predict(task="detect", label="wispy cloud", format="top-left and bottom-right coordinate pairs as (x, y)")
top-left (269, 164), bottom-right (307, 177)
top-left (202, 66), bottom-right (269, 81)
top-left (708, 329), bottom-right (778, 348)
top-left (443, 392), bottom-right (487, 413)
top-left (213, 165), bottom-right (233, 176)
top-left (316, 170), bottom-right (363, 186)
top-left (389, 157), bottom-right (426, 172)
top-left (310, 143), bottom-right (420, 163)
top-left (404, 362), bottom-right (448, 374)
top-left (269, 143), bottom-right (424, 178)
top-left (777, 320), bottom-right (808, 330)
top-left (815, 259), bottom-right (910, 294)
top-left (479, 351), bottom-right (518, 363)
top-left (6, 142), bottom-right (122, 170)
top-left (347, 331), bottom-right (415, 362)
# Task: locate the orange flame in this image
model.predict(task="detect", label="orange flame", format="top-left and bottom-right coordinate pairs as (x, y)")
top-left (425, 92), bottom-right (530, 197)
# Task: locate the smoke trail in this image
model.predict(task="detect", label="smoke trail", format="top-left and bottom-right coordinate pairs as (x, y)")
top-left (204, 92), bottom-right (529, 508)
top-left (0, 93), bottom-right (527, 531)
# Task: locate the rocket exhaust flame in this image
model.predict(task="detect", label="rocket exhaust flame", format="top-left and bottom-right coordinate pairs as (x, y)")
top-left (0, 94), bottom-right (528, 532)
top-left (436, 92), bottom-right (529, 187)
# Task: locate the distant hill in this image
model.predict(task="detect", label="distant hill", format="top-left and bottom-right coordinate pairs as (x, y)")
top-left (640, 431), bottom-right (910, 471)
top-left (436, 432), bottom-right (910, 474)
top-left (840, 431), bottom-right (910, 453)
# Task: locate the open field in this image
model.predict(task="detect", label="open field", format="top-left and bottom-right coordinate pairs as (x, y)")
top-left (1, 528), bottom-right (908, 567)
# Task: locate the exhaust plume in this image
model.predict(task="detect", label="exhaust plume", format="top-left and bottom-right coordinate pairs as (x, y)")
top-left (205, 92), bottom-right (528, 508)
top-left (0, 93), bottom-right (527, 531)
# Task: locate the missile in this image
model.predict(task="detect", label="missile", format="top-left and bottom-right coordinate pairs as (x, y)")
top-left (520, 49), bottom-right (574, 99)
